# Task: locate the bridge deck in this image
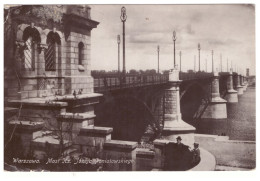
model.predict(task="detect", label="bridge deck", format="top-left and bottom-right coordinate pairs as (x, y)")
top-left (92, 72), bottom-right (228, 93)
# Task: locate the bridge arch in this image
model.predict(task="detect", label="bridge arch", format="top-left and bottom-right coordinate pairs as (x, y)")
top-left (94, 94), bottom-right (160, 142)
top-left (180, 81), bottom-right (209, 123)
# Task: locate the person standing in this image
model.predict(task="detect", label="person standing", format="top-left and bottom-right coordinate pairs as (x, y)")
top-left (191, 142), bottom-right (201, 166)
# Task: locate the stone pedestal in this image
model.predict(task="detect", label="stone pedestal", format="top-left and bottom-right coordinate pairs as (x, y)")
top-left (162, 68), bottom-right (195, 146)
top-left (75, 126), bottom-right (113, 158)
top-left (153, 139), bottom-right (169, 169)
top-left (8, 120), bottom-right (45, 157)
top-left (136, 148), bottom-right (155, 171)
top-left (201, 71), bottom-right (227, 119)
top-left (57, 112), bottom-right (96, 141)
top-left (102, 140), bottom-right (137, 171)
top-left (225, 70), bottom-right (238, 103)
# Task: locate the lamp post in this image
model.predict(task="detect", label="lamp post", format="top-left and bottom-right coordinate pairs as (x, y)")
top-left (172, 31), bottom-right (177, 68)
top-left (227, 58), bottom-right (229, 72)
top-left (179, 51), bottom-right (182, 72)
top-left (194, 55), bottom-right (196, 72)
top-left (220, 54), bottom-right (222, 72)
top-left (120, 7), bottom-right (127, 74)
top-left (198, 43), bottom-right (201, 71)
top-left (117, 35), bottom-right (120, 73)
top-left (157, 45), bottom-right (160, 73)
top-left (212, 50), bottom-right (214, 72)
top-left (205, 58), bottom-right (207, 72)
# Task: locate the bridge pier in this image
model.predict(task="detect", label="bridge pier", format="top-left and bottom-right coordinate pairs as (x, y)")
top-left (225, 70), bottom-right (238, 103)
top-left (235, 74), bottom-right (244, 95)
top-left (201, 71), bottom-right (227, 119)
top-left (244, 76), bottom-right (248, 91)
top-left (241, 76), bottom-right (247, 91)
top-left (162, 68), bottom-right (195, 146)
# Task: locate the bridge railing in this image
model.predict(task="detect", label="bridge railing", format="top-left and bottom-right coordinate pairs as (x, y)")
top-left (180, 72), bottom-right (214, 81)
top-left (92, 71), bottom-right (217, 93)
top-left (93, 73), bottom-right (169, 92)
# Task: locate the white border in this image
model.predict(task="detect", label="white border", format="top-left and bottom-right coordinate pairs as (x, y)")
top-left (0, 0), bottom-right (259, 181)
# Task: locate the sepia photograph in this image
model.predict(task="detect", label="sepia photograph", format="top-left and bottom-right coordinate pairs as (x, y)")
top-left (2, 2), bottom-right (256, 175)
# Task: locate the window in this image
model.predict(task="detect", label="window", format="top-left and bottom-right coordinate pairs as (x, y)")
top-left (22, 26), bottom-right (40, 70)
top-left (78, 42), bottom-right (84, 65)
top-left (23, 36), bottom-right (34, 70)
top-left (45, 32), bottom-right (61, 71)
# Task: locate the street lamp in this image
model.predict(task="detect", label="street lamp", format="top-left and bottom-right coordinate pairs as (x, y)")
top-left (205, 58), bottom-right (207, 72)
top-left (117, 35), bottom-right (120, 73)
top-left (157, 45), bottom-right (160, 73)
top-left (220, 54), bottom-right (222, 72)
top-left (194, 55), bottom-right (196, 72)
top-left (179, 51), bottom-right (182, 72)
top-left (120, 6), bottom-right (127, 74)
top-left (227, 58), bottom-right (229, 72)
top-left (211, 50), bottom-right (214, 72)
top-left (172, 31), bottom-right (177, 68)
top-left (198, 43), bottom-right (201, 71)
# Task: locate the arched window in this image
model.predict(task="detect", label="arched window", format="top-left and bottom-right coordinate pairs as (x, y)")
top-left (78, 42), bottom-right (84, 65)
top-left (22, 26), bottom-right (41, 70)
top-left (45, 32), bottom-right (61, 71)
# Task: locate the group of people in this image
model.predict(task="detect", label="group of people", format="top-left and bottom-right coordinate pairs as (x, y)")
top-left (176, 136), bottom-right (201, 166)
top-left (165, 136), bottom-right (201, 171)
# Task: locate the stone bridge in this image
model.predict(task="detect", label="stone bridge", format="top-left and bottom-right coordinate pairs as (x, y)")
top-left (92, 70), bottom-right (248, 142)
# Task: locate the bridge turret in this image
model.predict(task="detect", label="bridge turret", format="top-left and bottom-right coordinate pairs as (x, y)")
top-left (162, 67), bottom-right (196, 146)
top-left (225, 69), bottom-right (238, 103)
top-left (201, 70), bottom-right (227, 119)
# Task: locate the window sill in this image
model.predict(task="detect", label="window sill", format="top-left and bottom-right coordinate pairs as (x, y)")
top-left (78, 65), bottom-right (85, 72)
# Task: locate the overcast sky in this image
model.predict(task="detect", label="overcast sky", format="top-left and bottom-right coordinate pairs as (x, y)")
top-left (90, 4), bottom-right (255, 75)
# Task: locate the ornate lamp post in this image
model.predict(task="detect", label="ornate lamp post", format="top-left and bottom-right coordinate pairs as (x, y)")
top-left (212, 50), bottom-right (214, 72)
top-left (117, 35), bottom-right (120, 73)
top-left (172, 31), bottom-right (177, 68)
top-left (205, 58), bottom-right (207, 72)
top-left (227, 58), bottom-right (229, 72)
top-left (157, 45), bottom-right (160, 73)
top-left (220, 54), bottom-right (222, 72)
top-left (120, 7), bottom-right (127, 74)
top-left (198, 43), bottom-right (201, 72)
top-left (194, 55), bottom-right (196, 72)
top-left (179, 51), bottom-right (182, 72)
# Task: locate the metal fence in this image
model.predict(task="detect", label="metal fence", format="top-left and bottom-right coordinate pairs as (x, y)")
top-left (93, 73), bottom-right (169, 92)
top-left (92, 72), bottom-right (216, 93)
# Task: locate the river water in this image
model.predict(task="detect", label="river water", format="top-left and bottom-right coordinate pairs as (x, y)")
top-left (193, 87), bottom-right (256, 141)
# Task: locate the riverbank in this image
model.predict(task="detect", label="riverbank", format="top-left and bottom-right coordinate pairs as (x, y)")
top-left (195, 134), bottom-right (255, 171)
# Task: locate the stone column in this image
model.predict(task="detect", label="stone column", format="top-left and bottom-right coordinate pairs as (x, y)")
top-left (162, 67), bottom-right (195, 146)
top-left (235, 74), bottom-right (244, 95)
top-left (201, 71), bottom-right (227, 119)
top-left (225, 69), bottom-right (238, 103)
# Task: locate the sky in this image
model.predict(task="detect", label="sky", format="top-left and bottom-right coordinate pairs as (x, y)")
top-left (90, 4), bottom-right (255, 75)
